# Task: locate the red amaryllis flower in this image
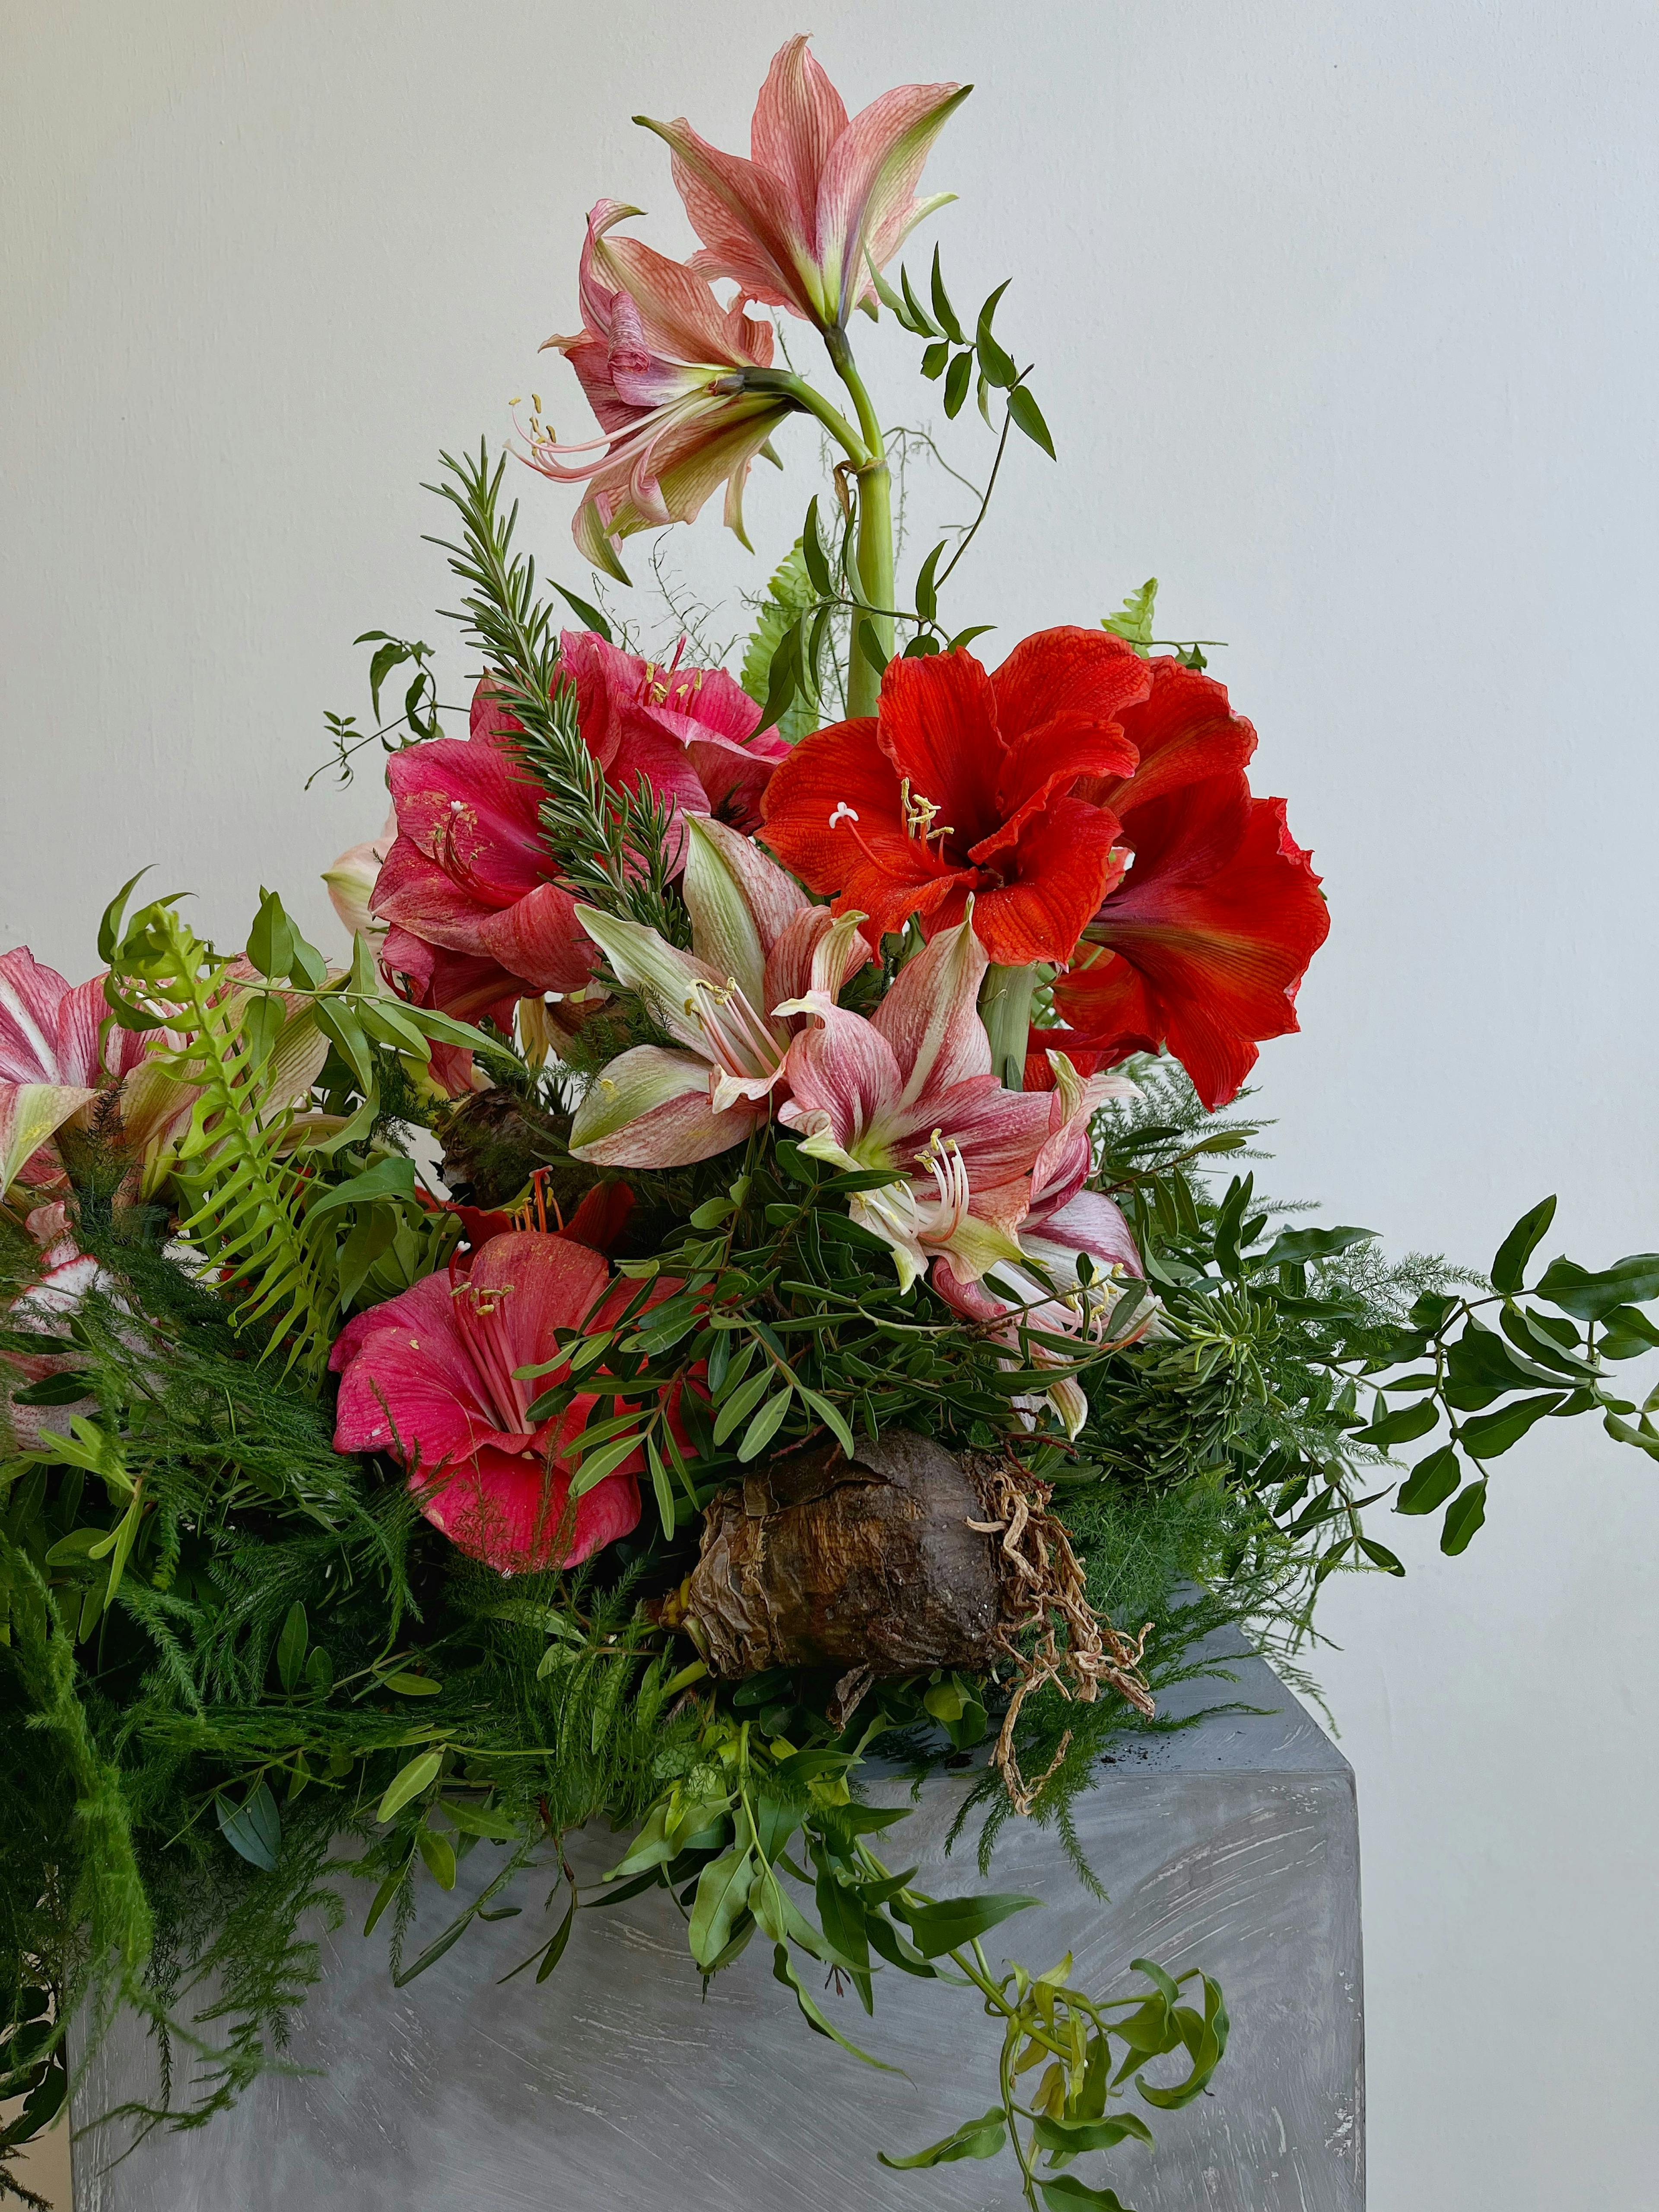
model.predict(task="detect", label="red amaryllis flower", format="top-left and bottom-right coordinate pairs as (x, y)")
top-left (530, 200), bottom-right (794, 579)
top-left (330, 1230), bottom-right (674, 1570)
top-left (1047, 655), bottom-right (1330, 1111)
top-left (639, 35), bottom-right (968, 331)
top-left (760, 628), bottom-right (1147, 966)
top-left (374, 677), bottom-right (595, 1027)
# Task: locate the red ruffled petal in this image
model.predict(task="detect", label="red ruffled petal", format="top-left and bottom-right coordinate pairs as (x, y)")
top-left (1057, 785), bottom-right (1328, 1110)
top-left (875, 650), bottom-right (1006, 852)
top-left (968, 798), bottom-right (1123, 967)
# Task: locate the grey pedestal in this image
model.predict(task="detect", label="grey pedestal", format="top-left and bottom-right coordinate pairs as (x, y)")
top-left (72, 1629), bottom-right (1363, 2209)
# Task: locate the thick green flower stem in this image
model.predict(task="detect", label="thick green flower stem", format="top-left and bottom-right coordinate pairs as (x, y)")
top-left (981, 963), bottom-right (1039, 1091)
top-left (823, 326), bottom-right (896, 718)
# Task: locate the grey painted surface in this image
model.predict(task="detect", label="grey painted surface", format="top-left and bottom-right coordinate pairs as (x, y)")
top-left (72, 1631), bottom-right (1363, 2209)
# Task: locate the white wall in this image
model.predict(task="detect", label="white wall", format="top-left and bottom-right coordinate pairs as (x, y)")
top-left (5, 2), bottom-right (1656, 2202)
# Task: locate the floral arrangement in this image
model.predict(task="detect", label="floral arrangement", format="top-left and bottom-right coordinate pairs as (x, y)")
top-left (4, 36), bottom-right (1657, 2211)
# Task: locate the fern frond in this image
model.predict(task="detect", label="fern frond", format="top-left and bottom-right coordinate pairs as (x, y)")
top-left (106, 905), bottom-right (339, 1379)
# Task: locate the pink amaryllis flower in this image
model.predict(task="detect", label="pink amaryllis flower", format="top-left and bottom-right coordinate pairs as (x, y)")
top-left (529, 200), bottom-right (795, 579)
top-left (0, 947), bottom-right (195, 1196)
top-left (561, 629), bottom-right (789, 842)
top-left (933, 1054), bottom-right (1154, 1436)
top-left (331, 1229), bottom-right (678, 1570)
top-left (0, 1201), bottom-right (105, 1450)
top-left (775, 914), bottom-right (1053, 1290)
top-left (639, 35), bottom-right (969, 331)
top-left (373, 676), bottom-right (598, 1029)
top-left (569, 814), bottom-right (869, 1167)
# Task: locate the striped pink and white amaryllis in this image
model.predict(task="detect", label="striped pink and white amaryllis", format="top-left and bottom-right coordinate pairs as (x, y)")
top-left (638, 35), bottom-right (968, 331)
top-left (527, 200), bottom-right (794, 578)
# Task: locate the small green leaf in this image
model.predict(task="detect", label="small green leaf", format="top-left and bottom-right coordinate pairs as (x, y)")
top-left (1535, 1252), bottom-right (1659, 1322)
top-left (1032, 2111), bottom-right (1155, 2154)
top-left (943, 350), bottom-right (973, 418)
top-left (276, 1601), bottom-right (308, 1692)
top-left (1491, 1195), bottom-right (1557, 1293)
top-left (914, 540), bottom-right (946, 626)
top-left (382, 1670), bottom-right (441, 1697)
top-left (1396, 1444), bottom-right (1461, 1516)
top-left (416, 1824), bottom-right (457, 1891)
top-left (217, 1783), bottom-right (281, 1872)
top-left (929, 245), bottom-right (964, 343)
top-left (856, 620), bottom-right (889, 677)
top-left (975, 279), bottom-right (1016, 385)
top-left (712, 1364), bottom-right (771, 1444)
top-left (362, 1859), bottom-right (409, 1937)
top-left (878, 2109), bottom-right (1007, 2169)
top-left (1599, 1304), bottom-right (1659, 1360)
top-left (1007, 385), bottom-right (1055, 458)
top-left (377, 1749), bottom-right (442, 1823)
top-left (689, 1845), bottom-right (755, 1968)
top-left (1352, 1398), bottom-right (1439, 1449)
top-left (1039, 2176), bottom-right (1133, 2210)
top-left (441, 1800), bottom-right (521, 1841)
top-left (738, 1386), bottom-right (794, 1463)
top-left (551, 581), bottom-right (612, 640)
top-left (1459, 1392), bottom-right (1565, 1460)
top-left (1440, 1479), bottom-right (1489, 1555)
top-left (246, 889), bottom-right (295, 982)
top-left (568, 1425), bottom-right (647, 1498)
top-left (920, 340), bottom-right (949, 379)
top-left (894, 1891), bottom-right (1038, 1958)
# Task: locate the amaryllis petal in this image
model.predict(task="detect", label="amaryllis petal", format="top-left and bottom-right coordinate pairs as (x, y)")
top-left (1070, 653), bottom-right (1256, 817)
top-left (890, 1074), bottom-right (1052, 1189)
top-left (644, 36), bottom-right (965, 330)
top-left (750, 33), bottom-right (851, 237)
top-left (1059, 782), bottom-right (1329, 1111)
top-left (775, 997), bottom-right (906, 1157)
top-left (0, 950), bottom-right (71, 1082)
top-left (576, 907), bottom-right (725, 1055)
top-left (814, 78), bottom-right (970, 319)
top-left (568, 1043), bottom-right (758, 1167)
top-left (469, 883), bottom-right (594, 995)
top-left (0, 1083), bottom-right (98, 1192)
top-left (416, 1445), bottom-right (639, 1573)
top-left (869, 914), bottom-right (991, 1110)
top-left (1020, 1188), bottom-right (1144, 1285)
top-left (683, 815), bottom-right (807, 1009)
top-left (963, 800), bottom-right (1124, 969)
top-left (324, 814), bottom-right (397, 942)
top-left (763, 905), bottom-right (871, 1013)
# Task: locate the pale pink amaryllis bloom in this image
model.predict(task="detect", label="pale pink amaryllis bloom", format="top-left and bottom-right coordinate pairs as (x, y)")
top-left (569, 815), bottom-right (869, 1168)
top-left (530, 200), bottom-right (795, 579)
top-left (323, 811), bottom-right (397, 944)
top-left (638, 36), bottom-right (969, 331)
top-left (774, 915), bottom-right (1052, 1291)
top-left (932, 1053), bottom-right (1154, 1437)
top-left (0, 947), bottom-right (195, 1196)
top-left (331, 1229), bottom-right (680, 1570)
